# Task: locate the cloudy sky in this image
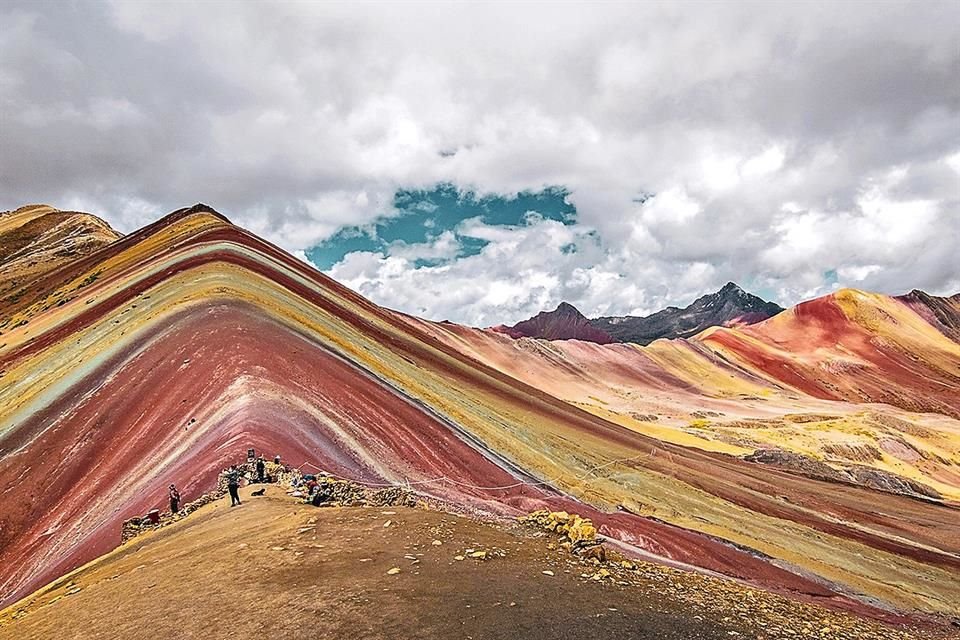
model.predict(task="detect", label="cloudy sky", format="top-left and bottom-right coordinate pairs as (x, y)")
top-left (1, 1), bottom-right (958, 326)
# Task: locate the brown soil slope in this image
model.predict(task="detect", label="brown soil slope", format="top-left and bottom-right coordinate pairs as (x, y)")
top-left (0, 487), bottom-right (947, 640)
top-left (0, 204), bottom-right (120, 321)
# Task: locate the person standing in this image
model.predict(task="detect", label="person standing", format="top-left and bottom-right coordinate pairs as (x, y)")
top-left (226, 466), bottom-right (242, 506)
top-left (256, 456), bottom-right (266, 483)
top-left (169, 483), bottom-right (182, 514)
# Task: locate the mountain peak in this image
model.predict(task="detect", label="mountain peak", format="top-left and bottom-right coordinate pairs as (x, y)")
top-left (553, 301), bottom-right (585, 317)
top-left (719, 281), bottom-right (744, 295)
top-left (591, 284), bottom-right (783, 344)
top-left (505, 301), bottom-right (613, 343)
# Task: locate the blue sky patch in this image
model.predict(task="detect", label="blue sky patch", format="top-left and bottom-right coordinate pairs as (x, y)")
top-left (307, 183), bottom-right (576, 269)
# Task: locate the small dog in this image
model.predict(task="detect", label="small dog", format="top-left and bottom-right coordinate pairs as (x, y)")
top-left (251, 488), bottom-right (266, 497)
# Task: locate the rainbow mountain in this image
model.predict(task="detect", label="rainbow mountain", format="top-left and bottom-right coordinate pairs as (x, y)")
top-left (0, 205), bottom-right (958, 625)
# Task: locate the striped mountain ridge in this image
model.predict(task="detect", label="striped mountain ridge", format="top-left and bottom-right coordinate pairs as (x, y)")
top-left (0, 205), bottom-right (958, 627)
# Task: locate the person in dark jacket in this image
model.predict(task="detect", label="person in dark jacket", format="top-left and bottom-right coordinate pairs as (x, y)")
top-left (169, 483), bottom-right (181, 514)
top-left (226, 466), bottom-right (242, 506)
top-left (256, 456), bottom-right (266, 483)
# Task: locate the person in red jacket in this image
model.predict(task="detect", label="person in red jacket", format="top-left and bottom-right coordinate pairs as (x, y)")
top-left (169, 483), bottom-right (182, 514)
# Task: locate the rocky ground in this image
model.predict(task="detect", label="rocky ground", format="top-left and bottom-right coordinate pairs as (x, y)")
top-left (1, 485), bottom-right (954, 640)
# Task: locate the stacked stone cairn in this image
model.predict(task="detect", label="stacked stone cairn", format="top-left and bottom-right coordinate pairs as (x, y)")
top-left (517, 510), bottom-right (619, 565)
top-left (300, 474), bottom-right (419, 509)
top-left (121, 489), bottom-right (225, 542)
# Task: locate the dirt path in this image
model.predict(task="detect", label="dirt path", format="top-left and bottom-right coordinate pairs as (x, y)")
top-left (0, 486), bottom-right (949, 639)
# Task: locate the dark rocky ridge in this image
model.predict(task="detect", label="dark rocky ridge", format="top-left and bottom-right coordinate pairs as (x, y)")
top-left (896, 289), bottom-right (960, 344)
top-left (743, 448), bottom-right (943, 501)
top-left (497, 301), bottom-right (615, 343)
top-left (498, 282), bottom-right (783, 345)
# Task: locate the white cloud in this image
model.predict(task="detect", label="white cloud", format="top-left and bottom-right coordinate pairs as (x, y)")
top-left (742, 146), bottom-right (786, 178)
top-left (386, 231), bottom-right (461, 262)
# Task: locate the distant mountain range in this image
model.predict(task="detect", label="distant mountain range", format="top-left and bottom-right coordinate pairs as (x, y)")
top-left (494, 282), bottom-right (784, 345)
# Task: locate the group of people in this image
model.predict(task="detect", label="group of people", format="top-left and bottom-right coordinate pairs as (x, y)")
top-left (166, 454), bottom-right (283, 513)
top-left (285, 471), bottom-right (335, 506)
